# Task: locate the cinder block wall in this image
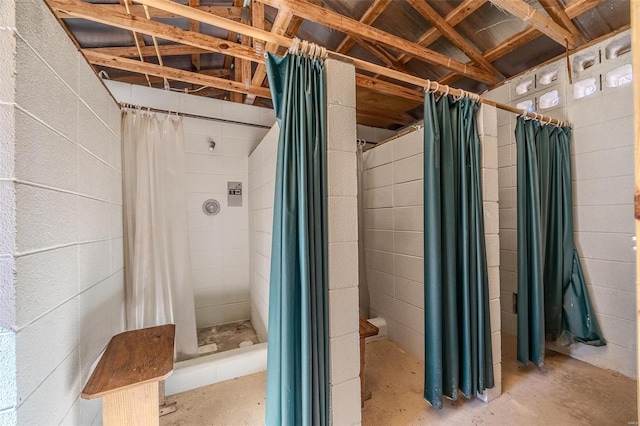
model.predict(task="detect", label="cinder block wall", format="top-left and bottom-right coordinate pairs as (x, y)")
top-left (325, 59), bottom-right (362, 425)
top-left (485, 30), bottom-right (636, 378)
top-left (0, 1), bottom-right (125, 424)
top-left (361, 105), bottom-right (502, 399)
top-left (248, 124), bottom-right (279, 342)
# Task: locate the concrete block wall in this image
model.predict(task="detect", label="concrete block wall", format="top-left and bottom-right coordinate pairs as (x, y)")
top-left (105, 81), bottom-right (274, 329)
top-left (477, 104), bottom-right (502, 401)
top-left (361, 105), bottom-right (502, 398)
top-left (248, 124), bottom-right (279, 342)
top-left (1, 1), bottom-right (125, 424)
top-left (485, 29), bottom-right (636, 378)
top-left (325, 59), bottom-right (362, 425)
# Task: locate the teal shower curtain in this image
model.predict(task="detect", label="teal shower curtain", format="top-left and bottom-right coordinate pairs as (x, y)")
top-left (423, 92), bottom-right (494, 408)
top-left (264, 52), bottom-right (329, 426)
top-left (516, 118), bottom-right (605, 367)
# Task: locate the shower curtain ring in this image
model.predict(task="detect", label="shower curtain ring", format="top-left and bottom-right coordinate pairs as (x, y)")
top-left (424, 80), bottom-right (432, 93)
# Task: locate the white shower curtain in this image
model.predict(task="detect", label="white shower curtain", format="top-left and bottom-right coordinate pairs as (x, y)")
top-left (122, 110), bottom-right (198, 361)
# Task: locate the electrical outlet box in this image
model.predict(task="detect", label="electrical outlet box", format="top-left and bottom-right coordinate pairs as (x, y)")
top-left (227, 181), bottom-right (242, 207)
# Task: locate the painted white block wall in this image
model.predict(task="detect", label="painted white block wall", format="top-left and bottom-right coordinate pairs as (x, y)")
top-left (1, 1), bottom-right (125, 424)
top-left (485, 30), bottom-right (636, 378)
top-left (325, 59), bottom-right (362, 425)
top-left (248, 124), bottom-right (279, 342)
top-left (361, 106), bottom-right (502, 399)
top-left (104, 81), bottom-right (274, 328)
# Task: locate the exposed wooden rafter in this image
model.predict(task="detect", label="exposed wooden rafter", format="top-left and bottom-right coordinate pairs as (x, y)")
top-left (46, 0), bottom-right (626, 129)
top-left (110, 69), bottom-right (231, 85)
top-left (538, 0), bottom-right (585, 41)
top-left (48, 0), bottom-right (263, 62)
top-left (188, 0), bottom-right (201, 72)
top-left (57, 4), bottom-right (242, 19)
top-left (406, 0), bottom-right (504, 79)
top-left (396, 0), bottom-right (487, 65)
top-left (84, 50), bottom-right (272, 98)
top-left (488, 0), bottom-right (580, 48)
top-left (439, 0), bottom-right (603, 86)
top-left (50, 0), bottom-right (430, 109)
top-left (335, 0), bottom-right (391, 54)
top-left (564, 0), bottom-right (606, 18)
top-left (242, 10), bottom-right (295, 105)
top-left (256, 0), bottom-right (497, 84)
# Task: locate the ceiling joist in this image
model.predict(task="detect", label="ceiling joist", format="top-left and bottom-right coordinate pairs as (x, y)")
top-left (48, 0), bottom-right (263, 62)
top-left (84, 50), bottom-right (272, 98)
top-left (488, 0), bottom-right (580, 48)
top-left (406, 0), bottom-right (504, 79)
top-left (439, 0), bottom-right (604, 85)
top-left (256, 0), bottom-right (497, 84)
top-left (56, 4), bottom-right (242, 19)
top-left (538, 0), bottom-right (585, 40)
top-left (244, 9), bottom-right (296, 105)
top-left (335, 0), bottom-right (391, 54)
top-left (396, 0), bottom-right (487, 65)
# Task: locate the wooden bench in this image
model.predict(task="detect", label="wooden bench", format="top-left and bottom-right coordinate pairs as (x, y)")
top-left (359, 317), bottom-right (379, 407)
top-left (81, 324), bottom-right (175, 426)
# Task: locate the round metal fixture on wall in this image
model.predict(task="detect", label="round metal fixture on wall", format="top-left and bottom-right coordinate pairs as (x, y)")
top-left (202, 199), bottom-right (221, 216)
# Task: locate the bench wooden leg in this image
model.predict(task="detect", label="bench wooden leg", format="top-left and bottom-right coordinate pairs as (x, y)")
top-left (103, 381), bottom-right (159, 426)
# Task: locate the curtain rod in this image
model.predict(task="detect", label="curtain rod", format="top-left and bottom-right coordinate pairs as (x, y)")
top-left (119, 103), bottom-right (273, 129)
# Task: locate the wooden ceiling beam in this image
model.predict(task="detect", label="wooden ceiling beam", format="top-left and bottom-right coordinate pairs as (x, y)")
top-left (355, 74), bottom-right (423, 102)
top-left (335, 0), bottom-right (391, 54)
top-left (438, 0), bottom-right (603, 86)
top-left (354, 38), bottom-right (417, 76)
top-left (84, 50), bottom-right (272, 98)
top-left (356, 108), bottom-right (413, 126)
top-left (51, 0), bottom-right (428, 105)
top-left (231, 2), bottom-right (252, 103)
top-left (397, 0), bottom-right (486, 65)
top-left (86, 44), bottom-right (210, 58)
top-left (255, 0), bottom-right (497, 83)
top-left (57, 4), bottom-right (242, 19)
top-left (129, 0), bottom-right (457, 93)
top-left (564, 0), bottom-right (605, 18)
top-left (538, 0), bottom-right (585, 41)
top-left (406, 0), bottom-right (504, 79)
top-left (48, 0), bottom-right (263, 63)
top-left (488, 0), bottom-right (580, 48)
top-left (244, 9), bottom-right (296, 105)
top-left (188, 0), bottom-right (201, 72)
top-left (108, 68), bottom-right (231, 85)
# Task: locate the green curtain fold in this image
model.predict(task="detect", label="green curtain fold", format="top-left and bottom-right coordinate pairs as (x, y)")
top-left (423, 92), bottom-right (494, 409)
top-left (516, 118), bottom-right (605, 367)
top-left (264, 53), bottom-right (329, 426)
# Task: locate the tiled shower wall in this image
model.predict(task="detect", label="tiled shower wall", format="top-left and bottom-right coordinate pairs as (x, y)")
top-left (105, 81), bottom-right (274, 329)
top-left (361, 104), bottom-right (502, 399)
top-left (248, 124), bottom-right (279, 342)
top-left (1, 1), bottom-right (124, 424)
top-left (485, 30), bottom-right (636, 378)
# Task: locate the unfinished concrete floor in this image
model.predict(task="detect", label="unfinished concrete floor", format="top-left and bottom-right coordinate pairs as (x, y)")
top-left (196, 320), bottom-right (260, 356)
top-left (161, 334), bottom-right (636, 425)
